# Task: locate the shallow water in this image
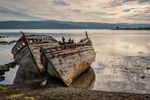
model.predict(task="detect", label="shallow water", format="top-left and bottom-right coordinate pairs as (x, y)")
top-left (0, 29), bottom-right (150, 94)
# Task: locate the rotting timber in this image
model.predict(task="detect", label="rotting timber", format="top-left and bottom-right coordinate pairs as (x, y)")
top-left (11, 31), bottom-right (96, 86)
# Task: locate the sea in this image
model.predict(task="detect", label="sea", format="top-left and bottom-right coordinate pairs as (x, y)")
top-left (0, 29), bottom-right (150, 94)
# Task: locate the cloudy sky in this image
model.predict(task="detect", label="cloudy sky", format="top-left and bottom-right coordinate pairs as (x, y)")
top-left (0, 0), bottom-right (149, 23)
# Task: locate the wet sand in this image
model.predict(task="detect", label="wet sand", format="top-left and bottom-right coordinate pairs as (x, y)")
top-left (0, 67), bottom-right (149, 100)
top-left (0, 85), bottom-right (150, 100)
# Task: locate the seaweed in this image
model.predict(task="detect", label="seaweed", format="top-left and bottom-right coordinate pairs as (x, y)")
top-left (0, 40), bottom-right (17, 45)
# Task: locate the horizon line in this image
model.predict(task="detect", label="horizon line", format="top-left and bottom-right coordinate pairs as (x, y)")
top-left (0, 20), bottom-right (150, 24)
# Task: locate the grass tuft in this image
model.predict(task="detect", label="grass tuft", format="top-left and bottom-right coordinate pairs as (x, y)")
top-left (0, 85), bottom-right (7, 92)
top-left (7, 93), bottom-right (24, 100)
top-left (7, 93), bottom-right (35, 100)
top-left (24, 97), bottom-right (35, 100)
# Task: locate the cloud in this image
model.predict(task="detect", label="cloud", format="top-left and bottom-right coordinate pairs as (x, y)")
top-left (0, 6), bottom-right (42, 20)
top-left (110, 0), bottom-right (150, 6)
top-left (0, 0), bottom-right (149, 23)
top-left (122, 8), bottom-right (135, 12)
top-left (0, 7), bottom-right (34, 18)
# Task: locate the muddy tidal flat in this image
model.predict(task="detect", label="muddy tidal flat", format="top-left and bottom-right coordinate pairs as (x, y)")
top-left (0, 29), bottom-right (150, 99)
top-left (0, 85), bottom-right (150, 100)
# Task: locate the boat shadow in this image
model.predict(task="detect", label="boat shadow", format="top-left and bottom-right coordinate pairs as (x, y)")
top-left (13, 67), bottom-right (96, 89)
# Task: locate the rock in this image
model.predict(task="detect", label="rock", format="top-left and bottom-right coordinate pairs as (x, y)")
top-left (138, 52), bottom-right (143, 54)
top-left (0, 62), bottom-right (16, 77)
top-left (140, 76), bottom-right (145, 79)
top-left (0, 76), bottom-right (5, 82)
top-left (0, 65), bottom-right (9, 72)
top-left (0, 70), bottom-right (5, 76)
top-left (0, 36), bottom-right (6, 38)
top-left (0, 40), bottom-right (17, 45)
top-left (124, 68), bottom-right (128, 70)
top-left (0, 41), bottom-right (9, 45)
top-left (146, 68), bottom-right (150, 70)
top-left (9, 40), bottom-right (17, 44)
top-left (4, 62), bottom-right (16, 68)
top-left (135, 65), bottom-right (141, 67)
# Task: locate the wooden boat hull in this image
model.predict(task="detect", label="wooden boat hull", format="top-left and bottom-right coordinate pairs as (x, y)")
top-left (12, 33), bottom-right (59, 84)
top-left (14, 46), bottom-right (41, 84)
top-left (41, 45), bottom-right (96, 86)
top-left (12, 32), bottom-right (96, 86)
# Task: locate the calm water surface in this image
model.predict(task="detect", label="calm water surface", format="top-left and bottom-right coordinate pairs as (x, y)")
top-left (0, 29), bottom-right (150, 94)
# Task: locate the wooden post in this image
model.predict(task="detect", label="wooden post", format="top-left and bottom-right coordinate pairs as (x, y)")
top-left (85, 31), bottom-right (88, 39)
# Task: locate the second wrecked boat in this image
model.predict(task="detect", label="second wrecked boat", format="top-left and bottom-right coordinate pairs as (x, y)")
top-left (11, 32), bottom-right (96, 86)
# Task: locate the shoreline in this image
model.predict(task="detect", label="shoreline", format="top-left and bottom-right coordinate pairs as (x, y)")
top-left (0, 85), bottom-right (150, 100)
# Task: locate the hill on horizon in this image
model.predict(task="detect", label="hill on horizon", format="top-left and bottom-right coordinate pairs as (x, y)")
top-left (0, 20), bottom-right (150, 29)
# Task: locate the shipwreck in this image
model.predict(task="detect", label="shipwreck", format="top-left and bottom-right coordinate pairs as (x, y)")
top-left (11, 31), bottom-right (96, 86)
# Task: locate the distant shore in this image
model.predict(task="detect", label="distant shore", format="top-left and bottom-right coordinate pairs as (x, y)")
top-left (113, 28), bottom-right (150, 30)
top-left (0, 20), bottom-right (150, 29)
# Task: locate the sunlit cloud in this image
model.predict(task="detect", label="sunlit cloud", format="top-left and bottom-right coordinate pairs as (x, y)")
top-left (0, 0), bottom-right (149, 23)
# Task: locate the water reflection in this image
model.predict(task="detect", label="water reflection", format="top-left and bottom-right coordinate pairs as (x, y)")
top-left (93, 55), bottom-right (150, 93)
top-left (91, 33), bottom-right (150, 94)
top-left (70, 67), bottom-right (95, 89)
